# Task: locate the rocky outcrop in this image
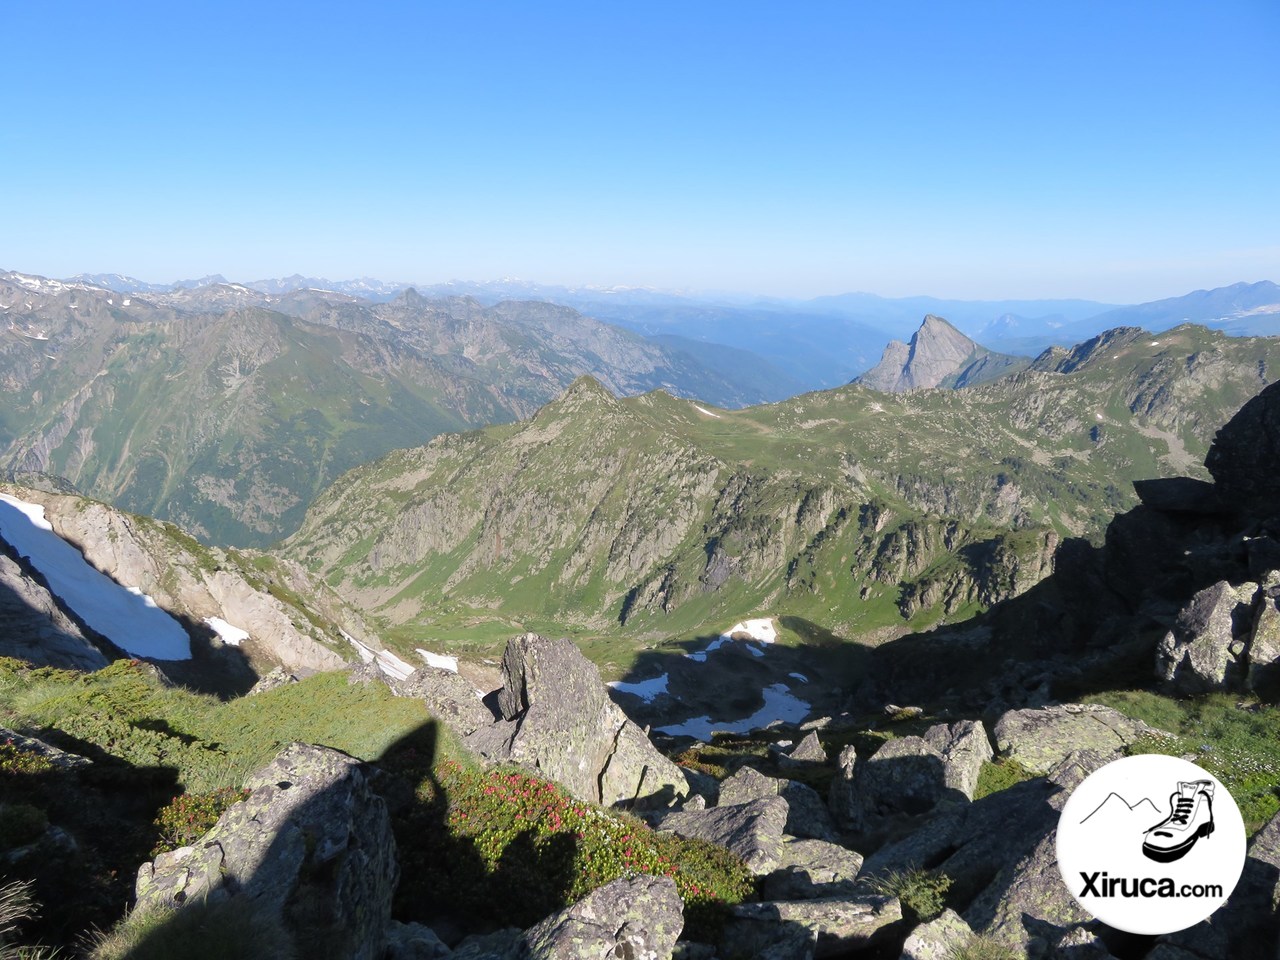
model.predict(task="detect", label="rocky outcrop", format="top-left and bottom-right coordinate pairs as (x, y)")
top-left (654, 797), bottom-right (789, 875)
top-left (1155, 580), bottom-right (1254, 692)
top-left (392, 666), bottom-right (493, 737)
top-left (991, 704), bottom-right (1158, 775)
top-left (762, 839), bottom-right (863, 901)
top-left (524, 875), bottom-right (684, 960)
top-left (723, 895), bottom-right (903, 959)
top-left (465, 634), bottom-right (688, 808)
top-left (718, 765), bottom-right (838, 842)
top-left (134, 743), bottom-right (397, 960)
top-left (1204, 377), bottom-right (1280, 519)
top-left (922, 720), bottom-right (993, 800)
top-left (834, 736), bottom-right (959, 833)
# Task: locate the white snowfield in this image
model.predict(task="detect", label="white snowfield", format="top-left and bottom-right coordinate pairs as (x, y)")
top-left (204, 616), bottom-right (250, 646)
top-left (0, 493), bottom-right (191, 660)
top-left (607, 673), bottom-right (669, 702)
top-left (344, 631), bottom-right (415, 681)
top-left (693, 404), bottom-right (722, 419)
top-left (416, 649), bottom-right (459, 673)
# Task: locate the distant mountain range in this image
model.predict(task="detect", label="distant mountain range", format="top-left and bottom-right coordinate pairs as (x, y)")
top-left (58, 272), bottom-right (1280, 389)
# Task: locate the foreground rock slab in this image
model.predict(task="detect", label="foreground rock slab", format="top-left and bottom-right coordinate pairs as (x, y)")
top-left (723, 895), bottom-right (902, 959)
top-left (992, 703), bottom-right (1159, 775)
top-left (655, 796), bottom-right (789, 875)
top-left (134, 742), bottom-right (397, 960)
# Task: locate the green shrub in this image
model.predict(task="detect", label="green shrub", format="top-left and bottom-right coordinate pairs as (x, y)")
top-left (865, 868), bottom-right (952, 922)
top-left (0, 744), bottom-right (54, 779)
top-left (151, 788), bottom-right (249, 856)
top-left (395, 762), bottom-right (755, 939)
top-left (947, 933), bottom-right (1022, 960)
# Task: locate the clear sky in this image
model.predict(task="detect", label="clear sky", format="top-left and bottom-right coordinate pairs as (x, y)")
top-left (3, 1), bottom-right (1277, 302)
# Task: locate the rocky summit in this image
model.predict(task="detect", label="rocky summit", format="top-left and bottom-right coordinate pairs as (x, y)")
top-left (856, 314), bottom-right (1028, 392)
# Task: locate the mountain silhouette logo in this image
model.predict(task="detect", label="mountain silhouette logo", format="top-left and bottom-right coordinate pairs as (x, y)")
top-left (1055, 754), bottom-right (1246, 936)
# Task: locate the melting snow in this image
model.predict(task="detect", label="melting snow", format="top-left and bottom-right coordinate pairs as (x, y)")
top-left (693, 404), bottom-right (721, 419)
top-left (416, 649), bottom-right (459, 673)
top-left (0, 494), bottom-right (191, 659)
top-left (608, 673), bottom-right (670, 702)
top-left (344, 631), bottom-right (415, 680)
top-left (655, 684), bottom-right (811, 741)
top-left (204, 616), bottom-right (250, 646)
top-left (686, 617), bottom-right (778, 661)
top-left (789, 672), bottom-right (809, 683)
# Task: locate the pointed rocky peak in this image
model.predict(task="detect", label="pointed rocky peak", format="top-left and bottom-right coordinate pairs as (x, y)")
top-left (857, 315), bottom-right (1026, 392)
top-left (557, 374), bottom-right (620, 408)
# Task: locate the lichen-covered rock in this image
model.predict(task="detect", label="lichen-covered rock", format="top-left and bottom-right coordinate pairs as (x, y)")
top-left (922, 719), bottom-right (993, 800)
top-left (723, 895), bottom-right (902, 959)
top-left (992, 704), bottom-right (1158, 775)
top-left (842, 736), bottom-right (953, 830)
top-left (828, 744), bottom-right (858, 830)
top-left (655, 797), bottom-right (788, 875)
top-left (784, 731), bottom-right (827, 765)
top-left (470, 634), bottom-right (688, 808)
top-left (247, 666), bottom-right (299, 696)
top-left (899, 908), bottom-right (972, 960)
top-left (1247, 593), bottom-right (1280, 695)
top-left (763, 838), bottom-right (863, 901)
top-left (1155, 580), bottom-right (1254, 692)
top-left (134, 742), bottom-right (397, 960)
top-left (524, 875), bottom-right (684, 960)
top-left (718, 765), bottom-right (838, 841)
top-left (392, 665), bottom-right (492, 736)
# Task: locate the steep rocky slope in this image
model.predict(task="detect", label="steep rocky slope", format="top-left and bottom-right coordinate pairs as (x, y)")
top-left (0, 272), bottom-right (772, 547)
top-left (0, 483), bottom-right (384, 689)
top-left (285, 324), bottom-right (1280, 642)
top-left (856, 314), bottom-right (1028, 392)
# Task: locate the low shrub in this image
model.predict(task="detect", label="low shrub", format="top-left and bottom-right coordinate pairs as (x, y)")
top-left (395, 762), bottom-right (755, 939)
top-left (865, 867), bottom-right (952, 922)
top-left (90, 898), bottom-right (294, 960)
top-left (151, 788), bottom-right (249, 856)
top-left (973, 757), bottom-right (1034, 800)
top-left (947, 933), bottom-right (1022, 960)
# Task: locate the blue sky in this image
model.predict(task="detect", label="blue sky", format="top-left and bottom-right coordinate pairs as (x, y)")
top-left (3, 1), bottom-right (1277, 301)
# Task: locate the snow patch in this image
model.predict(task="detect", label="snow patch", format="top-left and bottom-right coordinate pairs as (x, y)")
top-left (204, 616), bottom-right (250, 646)
top-left (607, 673), bottom-right (670, 702)
top-left (685, 617), bottom-right (778, 661)
top-left (344, 631), bottom-right (415, 681)
top-left (655, 684), bottom-right (811, 741)
top-left (0, 493), bottom-right (191, 659)
top-left (416, 649), bottom-right (459, 673)
top-left (789, 672), bottom-right (809, 683)
top-left (693, 404), bottom-right (721, 419)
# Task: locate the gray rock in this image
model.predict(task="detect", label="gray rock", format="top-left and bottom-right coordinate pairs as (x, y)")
top-left (134, 742), bottom-right (397, 960)
top-left (392, 666), bottom-right (492, 737)
top-left (450, 929), bottom-right (523, 960)
top-left (1204, 378), bottom-right (1280, 520)
top-left (763, 838), bottom-right (863, 901)
top-left (0, 727), bottom-right (91, 770)
top-left (1247, 594), bottom-right (1280, 695)
top-left (524, 875), bottom-right (684, 960)
top-left (384, 920), bottom-right (452, 960)
top-left (785, 731), bottom-right (827, 764)
top-left (468, 634), bottom-right (688, 808)
top-left (655, 797), bottom-right (788, 875)
top-left (724, 895), bottom-right (902, 959)
top-left (718, 766), bottom-right (838, 842)
top-left (899, 908), bottom-right (972, 960)
top-left (828, 744), bottom-right (858, 831)
top-left (247, 666), bottom-right (299, 696)
top-left (992, 704), bottom-right (1159, 775)
top-left (922, 719), bottom-right (994, 800)
top-left (1155, 580), bottom-right (1254, 692)
top-left (843, 736), bottom-right (954, 830)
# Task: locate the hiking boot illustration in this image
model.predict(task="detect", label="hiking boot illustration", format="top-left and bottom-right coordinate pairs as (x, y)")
top-left (1143, 780), bottom-right (1215, 863)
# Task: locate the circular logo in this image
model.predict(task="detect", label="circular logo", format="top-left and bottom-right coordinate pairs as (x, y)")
top-left (1056, 754), bottom-right (1246, 935)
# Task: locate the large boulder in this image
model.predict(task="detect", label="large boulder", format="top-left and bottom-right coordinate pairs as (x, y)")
top-left (763, 838), bottom-right (863, 901)
top-left (468, 634), bottom-right (688, 808)
top-left (899, 908), bottom-right (973, 960)
top-left (1205, 379), bottom-right (1280, 520)
top-left (525, 875), bottom-right (684, 960)
top-left (134, 742), bottom-right (397, 960)
top-left (828, 744), bottom-right (858, 831)
top-left (922, 720), bottom-right (994, 800)
top-left (838, 736), bottom-right (957, 831)
top-left (723, 896), bottom-right (903, 959)
top-left (992, 704), bottom-right (1158, 775)
top-left (719, 765), bottom-right (838, 842)
top-left (1155, 580), bottom-right (1255, 693)
top-left (1247, 591), bottom-right (1280, 695)
top-left (654, 796), bottom-right (788, 875)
